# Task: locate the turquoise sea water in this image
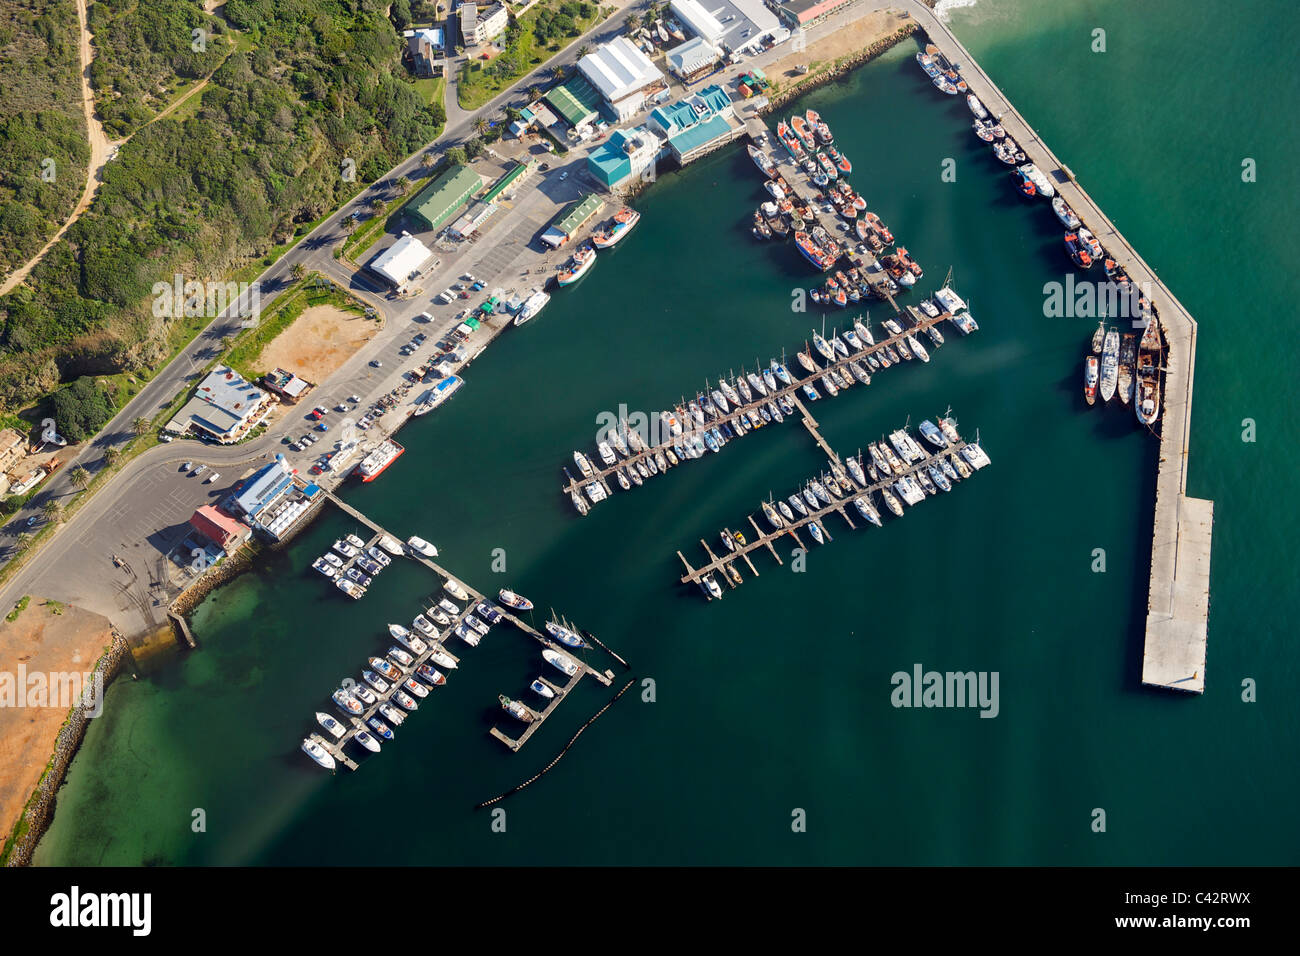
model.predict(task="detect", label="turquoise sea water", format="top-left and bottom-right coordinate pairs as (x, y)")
top-left (34, 0), bottom-right (1300, 865)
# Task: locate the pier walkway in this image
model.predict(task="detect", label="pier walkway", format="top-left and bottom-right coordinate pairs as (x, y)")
top-left (678, 434), bottom-right (978, 594)
top-left (906, 6), bottom-right (1212, 693)
top-left (315, 492), bottom-right (615, 762)
top-left (562, 307), bottom-right (959, 501)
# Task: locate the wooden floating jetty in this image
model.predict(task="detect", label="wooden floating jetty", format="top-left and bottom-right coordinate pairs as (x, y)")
top-left (906, 9), bottom-right (1212, 693)
top-left (678, 437), bottom-right (977, 595)
top-left (561, 306), bottom-right (957, 503)
top-left (312, 493), bottom-right (620, 765)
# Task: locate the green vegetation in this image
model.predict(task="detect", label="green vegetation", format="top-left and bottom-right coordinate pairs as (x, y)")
top-left (47, 377), bottom-right (112, 442)
top-left (87, 0), bottom-right (231, 138)
top-left (5, 594), bottom-right (30, 622)
top-left (0, 0), bottom-right (447, 417)
top-left (457, 1), bottom-right (603, 110)
top-left (224, 275), bottom-right (364, 380)
top-left (0, 0), bottom-right (89, 276)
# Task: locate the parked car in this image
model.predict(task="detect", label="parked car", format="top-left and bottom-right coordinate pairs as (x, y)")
top-left (205, 472), bottom-right (219, 484)
top-left (315, 423), bottom-right (329, 432)
top-left (159, 433), bottom-right (174, 443)
top-left (26, 515), bottom-right (40, 527)
top-left (192, 465), bottom-right (207, 476)
top-left (370, 360), bottom-right (383, 368)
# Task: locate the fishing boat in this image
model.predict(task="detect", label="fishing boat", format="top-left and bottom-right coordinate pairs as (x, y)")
top-left (1052, 196), bottom-right (1081, 229)
top-left (498, 589), bottom-right (533, 611)
top-left (543, 648), bottom-right (580, 677)
top-left (302, 738), bottom-right (336, 770)
top-left (592, 207), bottom-right (640, 250)
top-left (512, 289), bottom-right (551, 326)
top-left (1064, 232), bottom-right (1093, 269)
top-left (1017, 163), bottom-right (1055, 198)
top-left (749, 144), bottom-right (775, 176)
top-left (827, 145), bottom-right (850, 174)
top-left (794, 231), bottom-right (834, 271)
top-left (1078, 227), bottom-right (1103, 261)
top-left (1135, 376), bottom-right (1161, 426)
top-left (530, 679), bottom-right (556, 700)
top-left (1100, 329), bottom-right (1119, 402)
top-left (556, 244), bottom-right (596, 286)
top-left (1084, 355), bottom-right (1099, 405)
top-left (790, 114), bottom-right (816, 150)
top-left (967, 93), bottom-right (988, 119)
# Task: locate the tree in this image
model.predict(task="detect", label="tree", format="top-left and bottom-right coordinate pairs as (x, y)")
top-left (103, 447), bottom-right (121, 468)
top-left (576, 45), bottom-right (590, 58)
top-left (549, 64), bottom-right (568, 82)
top-left (445, 146), bottom-right (467, 166)
top-left (343, 214), bottom-right (358, 235)
top-left (16, 532), bottom-right (31, 552)
top-left (473, 117), bottom-right (489, 135)
top-left (42, 499), bottom-right (63, 523)
top-left (420, 151), bottom-right (436, 169)
top-left (504, 105), bottom-right (522, 122)
top-left (369, 197), bottom-right (385, 214)
top-left (465, 136), bottom-right (486, 160)
top-left (69, 466), bottom-right (91, 491)
top-left (624, 13), bottom-right (639, 32)
top-left (395, 175), bottom-right (410, 191)
top-left (132, 416), bottom-right (150, 437)
top-left (49, 378), bottom-right (113, 444)
top-left (291, 262), bottom-right (306, 280)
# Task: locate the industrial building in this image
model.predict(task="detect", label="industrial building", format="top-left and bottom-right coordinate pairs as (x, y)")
top-left (166, 365), bottom-right (275, 444)
top-left (544, 76), bottom-right (605, 129)
top-left (666, 36), bottom-right (721, 82)
top-left (671, 0), bottom-right (787, 55)
top-left (407, 163), bottom-right (483, 231)
top-left (367, 232), bottom-right (434, 290)
top-left (773, 0), bottom-right (852, 28)
top-left (540, 194), bottom-right (607, 247)
top-left (587, 127), bottom-right (661, 190)
top-left (188, 506), bottom-right (252, 553)
top-left (648, 84), bottom-right (741, 164)
top-left (576, 37), bottom-right (668, 121)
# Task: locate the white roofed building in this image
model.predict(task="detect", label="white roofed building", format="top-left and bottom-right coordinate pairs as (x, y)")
top-left (576, 37), bottom-right (668, 122)
top-left (368, 232), bottom-right (433, 290)
top-left (671, 0), bottom-right (725, 45)
top-left (666, 36), bottom-right (720, 81)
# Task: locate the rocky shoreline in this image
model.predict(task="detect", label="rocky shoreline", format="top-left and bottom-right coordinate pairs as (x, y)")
top-left (2, 629), bottom-right (130, 866)
top-left (765, 24), bottom-right (919, 112)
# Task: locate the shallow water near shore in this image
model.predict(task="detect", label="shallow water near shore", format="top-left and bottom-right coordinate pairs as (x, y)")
top-left (35, 0), bottom-right (1300, 865)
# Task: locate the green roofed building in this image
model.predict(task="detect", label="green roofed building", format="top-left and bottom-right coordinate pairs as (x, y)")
top-left (544, 77), bottom-right (602, 128)
top-left (541, 193), bottom-right (606, 247)
top-left (408, 164), bottom-right (483, 231)
top-left (481, 160), bottom-right (536, 204)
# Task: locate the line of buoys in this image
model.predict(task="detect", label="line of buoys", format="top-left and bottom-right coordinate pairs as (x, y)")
top-left (476, 678), bottom-right (636, 809)
top-left (581, 629), bottom-right (629, 669)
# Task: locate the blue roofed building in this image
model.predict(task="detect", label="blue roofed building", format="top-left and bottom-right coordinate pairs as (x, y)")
top-left (230, 457), bottom-right (296, 521)
top-left (647, 84), bottom-right (740, 164)
top-left (587, 127), bottom-right (663, 190)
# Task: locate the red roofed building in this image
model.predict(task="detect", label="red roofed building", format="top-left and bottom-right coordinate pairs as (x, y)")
top-left (776, 0), bottom-right (852, 27)
top-left (189, 506), bottom-right (252, 552)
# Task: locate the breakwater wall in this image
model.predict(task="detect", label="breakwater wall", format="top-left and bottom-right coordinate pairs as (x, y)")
top-left (2, 629), bottom-right (130, 866)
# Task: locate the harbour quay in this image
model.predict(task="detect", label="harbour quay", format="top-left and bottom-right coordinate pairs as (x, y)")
top-left (905, 7), bottom-right (1213, 693)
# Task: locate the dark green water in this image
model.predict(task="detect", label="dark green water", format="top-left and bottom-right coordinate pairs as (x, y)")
top-left (35, 0), bottom-right (1300, 865)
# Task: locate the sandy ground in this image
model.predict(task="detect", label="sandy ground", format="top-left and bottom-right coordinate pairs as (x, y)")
top-left (768, 10), bottom-right (907, 82)
top-left (0, 600), bottom-right (114, 843)
top-left (254, 304), bottom-right (377, 385)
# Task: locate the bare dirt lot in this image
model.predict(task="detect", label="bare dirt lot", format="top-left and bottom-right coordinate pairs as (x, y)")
top-left (769, 11), bottom-right (908, 81)
top-left (0, 600), bottom-right (114, 842)
top-left (254, 304), bottom-right (377, 385)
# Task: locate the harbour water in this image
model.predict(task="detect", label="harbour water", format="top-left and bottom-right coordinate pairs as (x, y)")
top-left (35, 0), bottom-right (1300, 865)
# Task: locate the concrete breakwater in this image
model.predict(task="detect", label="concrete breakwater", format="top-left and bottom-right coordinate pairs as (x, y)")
top-left (2, 629), bottom-right (129, 866)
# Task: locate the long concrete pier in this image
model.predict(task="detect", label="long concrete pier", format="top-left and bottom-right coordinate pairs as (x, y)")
top-left (907, 7), bottom-right (1212, 693)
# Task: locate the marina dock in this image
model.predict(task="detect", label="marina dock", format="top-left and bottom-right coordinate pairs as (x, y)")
top-left (309, 493), bottom-right (621, 767)
top-left (906, 10), bottom-right (1212, 693)
top-left (561, 305), bottom-right (962, 503)
top-left (677, 432), bottom-right (981, 594)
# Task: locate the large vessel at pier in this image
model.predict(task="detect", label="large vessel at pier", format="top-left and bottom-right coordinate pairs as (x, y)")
top-left (592, 208), bottom-right (640, 249)
top-left (512, 290), bottom-right (551, 326)
top-left (356, 439), bottom-right (404, 482)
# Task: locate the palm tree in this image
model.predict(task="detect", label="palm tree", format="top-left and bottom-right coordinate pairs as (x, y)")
top-left (420, 151), bottom-right (436, 169)
top-left (131, 416), bottom-right (149, 438)
top-left (369, 197), bottom-right (385, 214)
top-left (69, 466), bottom-right (91, 491)
top-left (549, 64), bottom-right (567, 83)
top-left (103, 447), bottom-right (121, 468)
top-left (291, 262), bottom-right (306, 281)
top-left (42, 499), bottom-right (63, 523)
top-left (395, 174), bottom-right (410, 191)
top-left (624, 12), bottom-right (639, 31)
top-left (576, 45), bottom-right (591, 58)
top-left (343, 214), bottom-right (358, 235)
top-left (473, 116), bottom-right (489, 135)
top-left (16, 531), bottom-right (31, 552)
